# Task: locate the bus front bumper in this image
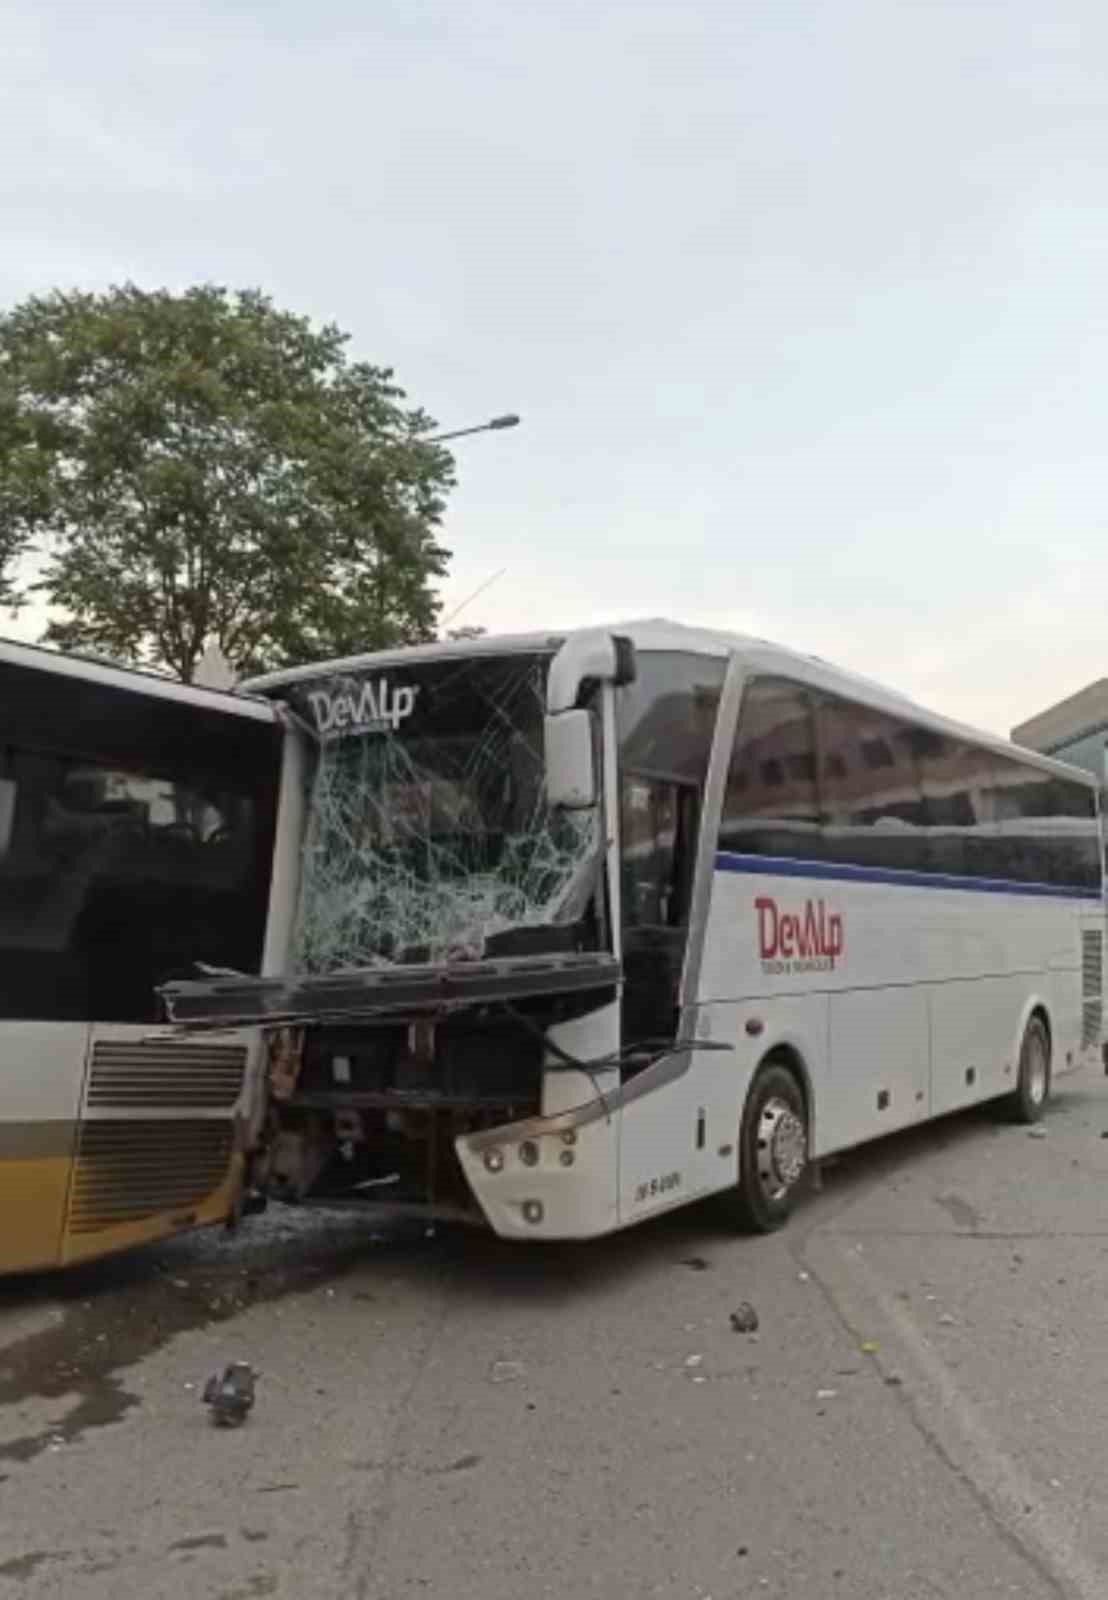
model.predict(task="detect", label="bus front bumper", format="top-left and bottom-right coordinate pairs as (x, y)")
top-left (455, 1108), bottom-right (619, 1240)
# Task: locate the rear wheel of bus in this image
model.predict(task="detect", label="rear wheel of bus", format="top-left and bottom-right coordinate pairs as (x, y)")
top-left (725, 1059), bottom-right (809, 1233)
top-left (1009, 1014), bottom-right (1051, 1124)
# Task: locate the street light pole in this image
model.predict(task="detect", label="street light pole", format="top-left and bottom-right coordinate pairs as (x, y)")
top-left (424, 413), bottom-right (521, 445)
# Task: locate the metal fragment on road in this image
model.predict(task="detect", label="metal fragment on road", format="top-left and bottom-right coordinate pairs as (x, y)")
top-left (489, 1360), bottom-right (526, 1384)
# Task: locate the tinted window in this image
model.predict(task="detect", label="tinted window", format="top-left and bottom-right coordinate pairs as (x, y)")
top-left (0, 665), bottom-right (279, 1022)
top-left (975, 757), bottom-right (1099, 888)
top-left (915, 735), bottom-right (993, 877)
top-left (817, 695), bottom-right (930, 872)
top-left (721, 681), bottom-right (820, 858)
top-left (619, 650), bottom-right (726, 927)
top-left (617, 652), bottom-right (725, 785)
top-left (722, 677), bottom-right (1100, 890)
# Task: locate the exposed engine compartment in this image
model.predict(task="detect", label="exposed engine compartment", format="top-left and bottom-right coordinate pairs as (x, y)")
top-left (161, 949), bottom-right (621, 1222)
top-left (246, 991), bottom-right (612, 1219)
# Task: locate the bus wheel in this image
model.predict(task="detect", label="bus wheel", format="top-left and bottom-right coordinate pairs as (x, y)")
top-left (727, 1062), bottom-right (808, 1233)
top-left (1010, 1016), bottom-right (1051, 1124)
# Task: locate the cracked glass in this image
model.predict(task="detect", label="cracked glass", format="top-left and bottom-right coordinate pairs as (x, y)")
top-left (285, 652), bottom-right (602, 971)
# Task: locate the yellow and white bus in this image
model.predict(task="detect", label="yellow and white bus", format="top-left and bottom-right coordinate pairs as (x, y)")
top-left (0, 638), bottom-right (282, 1272)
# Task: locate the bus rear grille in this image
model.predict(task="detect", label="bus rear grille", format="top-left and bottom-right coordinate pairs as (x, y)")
top-left (86, 1040), bottom-right (247, 1109)
top-left (1082, 929), bottom-right (1103, 1048)
top-left (67, 1119), bottom-right (234, 1233)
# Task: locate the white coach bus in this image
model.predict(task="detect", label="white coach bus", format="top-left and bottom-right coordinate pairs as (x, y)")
top-left (163, 621), bottom-right (1104, 1237)
top-left (0, 638), bottom-right (282, 1272)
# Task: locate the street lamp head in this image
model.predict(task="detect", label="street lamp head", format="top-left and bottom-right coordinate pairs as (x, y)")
top-left (423, 413), bottom-right (522, 445)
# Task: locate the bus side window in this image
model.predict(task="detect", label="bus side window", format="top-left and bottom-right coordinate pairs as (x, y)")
top-left (815, 696), bottom-right (930, 873)
top-left (721, 680), bottom-right (820, 860)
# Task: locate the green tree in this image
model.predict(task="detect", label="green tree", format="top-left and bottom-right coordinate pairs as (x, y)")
top-left (0, 284), bottom-right (454, 681)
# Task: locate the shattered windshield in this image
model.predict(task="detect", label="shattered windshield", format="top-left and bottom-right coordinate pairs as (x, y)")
top-left (285, 652), bottom-right (602, 971)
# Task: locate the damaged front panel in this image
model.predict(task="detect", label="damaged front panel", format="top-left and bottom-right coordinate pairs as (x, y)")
top-left (162, 649), bottom-right (618, 1224)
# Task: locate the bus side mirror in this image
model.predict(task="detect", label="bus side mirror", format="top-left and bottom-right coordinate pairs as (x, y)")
top-left (545, 711), bottom-right (597, 809)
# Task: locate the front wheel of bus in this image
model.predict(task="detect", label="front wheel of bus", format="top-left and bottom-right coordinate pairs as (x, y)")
top-left (1010, 1016), bottom-right (1051, 1124)
top-left (726, 1061), bottom-right (808, 1233)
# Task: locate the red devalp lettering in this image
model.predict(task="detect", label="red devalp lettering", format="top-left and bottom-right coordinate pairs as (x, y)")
top-left (755, 895), bottom-right (843, 962)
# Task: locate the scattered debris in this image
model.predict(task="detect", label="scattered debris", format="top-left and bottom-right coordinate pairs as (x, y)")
top-left (1027, 1127), bottom-right (1048, 1140)
top-left (884, 1376), bottom-right (903, 1387)
top-left (681, 1257), bottom-right (711, 1271)
top-left (797, 1271), bottom-right (810, 1282)
top-left (729, 1304), bottom-right (759, 1334)
top-left (488, 1360), bottom-right (526, 1385)
top-left (685, 1354), bottom-right (704, 1368)
top-left (938, 1313), bottom-right (957, 1326)
top-left (202, 1363), bottom-right (257, 1427)
top-left (816, 1388), bottom-right (838, 1400)
top-left (860, 1340), bottom-right (879, 1354)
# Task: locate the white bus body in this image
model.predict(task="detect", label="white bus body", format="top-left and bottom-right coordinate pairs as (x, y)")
top-left (164, 621), bottom-right (1104, 1240)
top-left (0, 639), bottom-right (283, 1272)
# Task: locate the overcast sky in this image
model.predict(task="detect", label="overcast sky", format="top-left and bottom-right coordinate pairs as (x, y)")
top-left (5, 1), bottom-right (1108, 734)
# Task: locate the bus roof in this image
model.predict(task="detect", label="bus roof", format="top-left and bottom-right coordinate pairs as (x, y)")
top-left (240, 618), bottom-right (1098, 789)
top-left (0, 635), bottom-right (277, 724)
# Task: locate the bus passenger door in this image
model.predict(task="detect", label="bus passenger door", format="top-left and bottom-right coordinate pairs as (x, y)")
top-left (611, 653), bottom-right (727, 1220)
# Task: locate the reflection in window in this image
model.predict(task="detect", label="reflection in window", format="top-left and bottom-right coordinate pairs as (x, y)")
top-left (622, 777), bottom-right (678, 928)
top-left (861, 738), bottom-right (894, 770)
top-left (724, 676), bottom-right (1101, 890)
top-left (721, 681), bottom-right (820, 858)
top-left (0, 749), bottom-right (262, 1022)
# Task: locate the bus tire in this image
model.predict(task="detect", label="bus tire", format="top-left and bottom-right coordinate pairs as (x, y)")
top-left (1009, 1015), bottom-right (1051, 1124)
top-left (725, 1061), bottom-right (808, 1233)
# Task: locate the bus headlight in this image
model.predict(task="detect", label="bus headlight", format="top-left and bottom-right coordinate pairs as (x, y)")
top-left (483, 1148), bottom-right (505, 1173)
top-left (522, 1199), bottom-right (544, 1224)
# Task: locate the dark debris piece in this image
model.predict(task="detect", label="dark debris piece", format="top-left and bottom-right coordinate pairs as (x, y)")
top-left (203, 1363), bottom-right (257, 1427)
top-left (729, 1303), bottom-right (759, 1334)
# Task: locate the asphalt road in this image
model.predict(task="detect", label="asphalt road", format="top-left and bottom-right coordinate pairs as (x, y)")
top-left (3, 1070), bottom-right (1108, 1600)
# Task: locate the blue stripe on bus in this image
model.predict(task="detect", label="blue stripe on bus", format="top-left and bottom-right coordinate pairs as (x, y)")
top-left (715, 851), bottom-right (1102, 901)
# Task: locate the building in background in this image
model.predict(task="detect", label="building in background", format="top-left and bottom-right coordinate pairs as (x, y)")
top-left (1012, 681), bottom-right (1108, 779)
